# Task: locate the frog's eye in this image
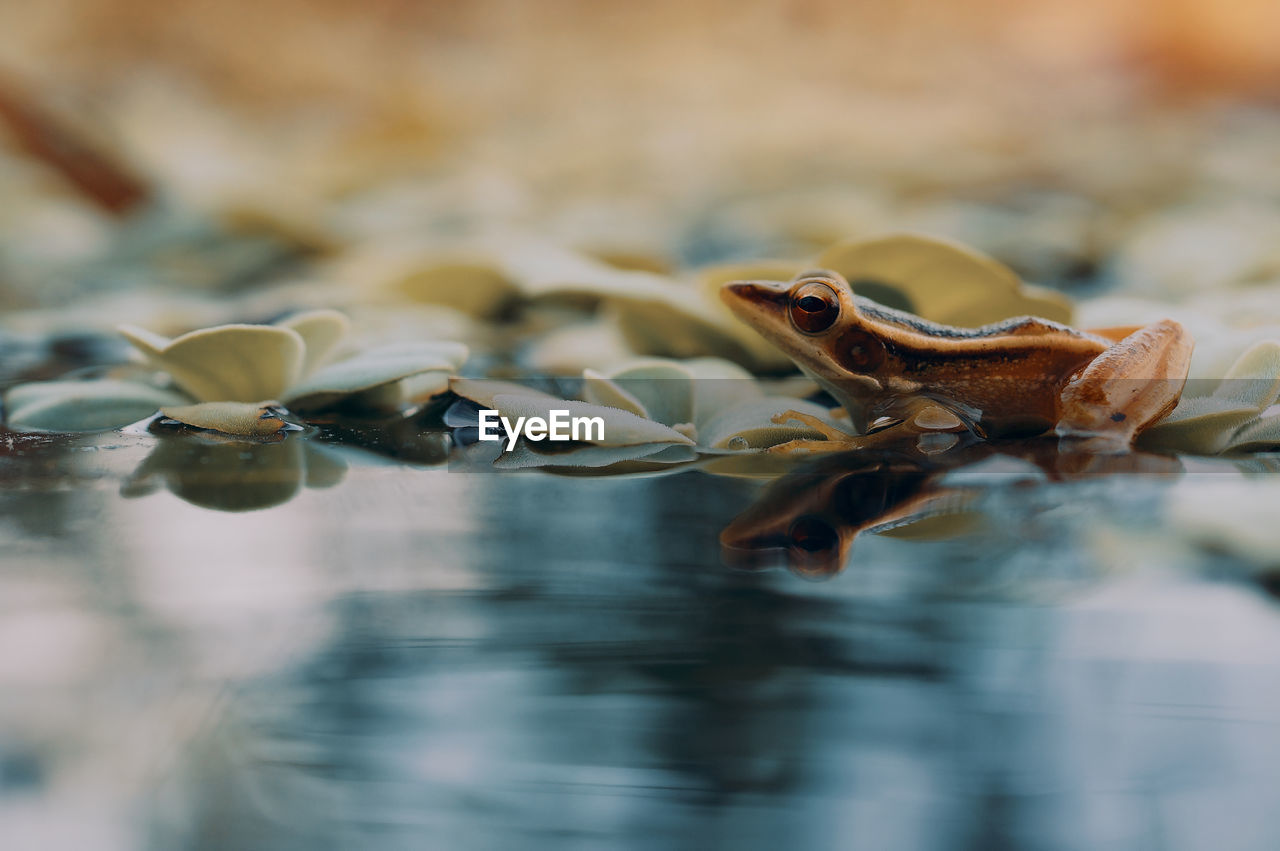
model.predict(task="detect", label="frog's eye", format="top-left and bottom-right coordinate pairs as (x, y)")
top-left (786, 514), bottom-right (844, 578)
top-left (788, 514), bottom-right (838, 553)
top-left (790, 281), bottom-right (840, 334)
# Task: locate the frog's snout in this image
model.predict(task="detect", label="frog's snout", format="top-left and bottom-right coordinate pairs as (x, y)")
top-left (720, 279), bottom-right (789, 316)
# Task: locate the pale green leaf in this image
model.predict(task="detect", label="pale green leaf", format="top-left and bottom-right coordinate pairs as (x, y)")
top-left (160, 401), bottom-right (292, 437)
top-left (505, 240), bottom-right (669, 301)
top-left (1204, 340), bottom-right (1280, 409)
top-left (1226, 411), bottom-right (1280, 453)
top-left (612, 297), bottom-right (783, 371)
top-left (583, 360), bottom-right (694, 427)
top-left (817, 233), bottom-right (1074, 326)
top-left (285, 342), bottom-right (468, 405)
top-left (396, 261), bottom-right (520, 317)
top-left (523, 319), bottom-right (637, 375)
top-left (4, 379), bottom-right (187, 432)
top-left (490, 394), bottom-right (695, 448)
top-left (581, 370), bottom-right (651, 419)
top-left (449, 377), bottom-right (560, 410)
top-left (1140, 341), bottom-right (1280, 454)
top-left (494, 441), bottom-right (697, 469)
top-left (277, 309), bottom-right (350, 377)
top-left (682, 357), bottom-right (762, 432)
top-left (699, 397), bottom-right (844, 450)
top-left (400, 372), bottom-right (453, 403)
top-left (120, 323), bottom-right (306, 403)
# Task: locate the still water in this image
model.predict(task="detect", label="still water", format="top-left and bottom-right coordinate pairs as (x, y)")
top-left (3, 431), bottom-right (1280, 850)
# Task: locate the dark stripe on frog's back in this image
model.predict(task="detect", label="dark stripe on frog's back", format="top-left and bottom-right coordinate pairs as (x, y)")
top-left (850, 295), bottom-right (1110, 380)
top-left (883, 340), bottom-right (1105, 419)
top-left (840, 298), bottom-right (1109, 430)
top-left (854, 295), bottom-right (1104, 343)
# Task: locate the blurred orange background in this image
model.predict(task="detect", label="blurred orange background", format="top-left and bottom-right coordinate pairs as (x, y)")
top-left (1, 0), bottom-right (1276, 195)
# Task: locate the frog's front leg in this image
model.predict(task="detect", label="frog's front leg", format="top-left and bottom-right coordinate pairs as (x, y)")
top-left (1056, 319), bottom-right (1193, 449)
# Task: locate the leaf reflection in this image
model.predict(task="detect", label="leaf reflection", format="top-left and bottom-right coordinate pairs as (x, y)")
top-left (121, 431), bottom-right (347, 512)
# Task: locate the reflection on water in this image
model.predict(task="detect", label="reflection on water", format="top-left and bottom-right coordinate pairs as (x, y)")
top-left (122, 431), bottom-right (349, 513)
top-left (4, 435), bottom-right (1280, 850)
top-left (721, 442), bottom-right (1185, 579)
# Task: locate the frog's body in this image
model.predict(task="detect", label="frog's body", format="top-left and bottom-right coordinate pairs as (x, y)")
top-left (721, 270), bottom-right (1193, 450)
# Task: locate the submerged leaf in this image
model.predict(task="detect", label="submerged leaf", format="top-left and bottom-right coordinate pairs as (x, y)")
top-left (4, 379), bottom-right (186, 432)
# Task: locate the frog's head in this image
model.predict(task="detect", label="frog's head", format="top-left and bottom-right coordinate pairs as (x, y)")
top-left (719, 451), bottom-right (944, 579)
top-left (721, 270), bottom-right (886, 429)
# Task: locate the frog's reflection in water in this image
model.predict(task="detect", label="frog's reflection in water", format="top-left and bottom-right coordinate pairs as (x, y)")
top-left (721, 440), bottom-right (1186, 579)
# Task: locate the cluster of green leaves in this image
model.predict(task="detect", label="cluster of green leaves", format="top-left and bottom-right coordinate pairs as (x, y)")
top-left (4, 309), bottom-right (466, 435)
top-left (7, 232), bottom-right (1280, 463)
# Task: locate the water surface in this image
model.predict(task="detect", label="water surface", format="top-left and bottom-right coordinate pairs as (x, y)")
top-left (2, 433), bottom-right (1279, 850)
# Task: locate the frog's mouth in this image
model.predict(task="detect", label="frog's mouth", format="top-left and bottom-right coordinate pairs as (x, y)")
top-left (721, 278), bottom-right (880, 433)
top-left (720, 279), bottom-right (790, 341)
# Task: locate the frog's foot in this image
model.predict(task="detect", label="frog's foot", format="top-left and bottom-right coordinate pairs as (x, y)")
top-left (770, 409), bottom-right (853, 442)
top-left (897, 399), bottom-right (972, 433)
top-left (1057, 319), bottom-right (1193, 448)
top-left (766, 409), bottom-right (857, 455)
top-left (767, 437), bottom-right (857, 456)
top-left (767, 403), bottom-right (973, 456)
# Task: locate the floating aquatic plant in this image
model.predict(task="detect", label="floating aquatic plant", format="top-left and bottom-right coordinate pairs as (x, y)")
top-left (814, 233), bottom-right (1074, 326)
top-left (450, 357), bottom-right (840, 470)
top-left (696, 233), bottom-right (1072, 322)
top-left (4, 309), bottom-right (468, 435)
top-left (358, 233), bottom-right (1072, 376)
top-left (351, 237), bottom-right (792, 372)
top-left (1075, 293), bottom-right (1280, 455)
top-left (1140, 341), bottom-right (1280, 454)
top-left (1114, 201), bottom-right (1280, 299)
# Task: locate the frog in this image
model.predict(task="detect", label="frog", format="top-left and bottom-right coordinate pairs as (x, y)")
top-left (721, 269), bottom-right (1193, 453)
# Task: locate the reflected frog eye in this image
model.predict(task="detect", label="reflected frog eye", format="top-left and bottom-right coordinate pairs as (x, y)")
top-left (789, 281), bottom-right (840, 334)
top-left (788, 514), bottom-right (839, 554)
